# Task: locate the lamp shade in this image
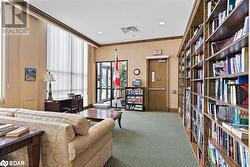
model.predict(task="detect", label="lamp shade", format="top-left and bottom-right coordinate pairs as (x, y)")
top-left (44, 72), bottom-right (55, 82)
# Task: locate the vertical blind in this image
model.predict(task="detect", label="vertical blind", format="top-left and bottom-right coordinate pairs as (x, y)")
top-left (0, 2), bottom-right (5, 103)
top-left (47, 24), bottom-right (88, 106)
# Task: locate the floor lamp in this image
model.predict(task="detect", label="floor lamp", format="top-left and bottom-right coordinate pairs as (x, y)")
top-left (44, 71), bottom-right (55, 101)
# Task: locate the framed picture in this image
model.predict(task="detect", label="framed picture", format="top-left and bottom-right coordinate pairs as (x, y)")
top-left (25, 67), bottom-right (36, 81)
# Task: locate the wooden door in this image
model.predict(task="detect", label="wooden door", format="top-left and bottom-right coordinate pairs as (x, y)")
top-left (148, 59), bottom-right (168, 111)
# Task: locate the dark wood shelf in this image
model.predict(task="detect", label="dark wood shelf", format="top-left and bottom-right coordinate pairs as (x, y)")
top-left (205, 95), bottom-right (248, 112)
top-left (205, 72), bottom-right (248, 80)
top-left (205, 34), bottom-right (248, 61)
top-left (204, 113), bottom-right (248, 147)
top-left (209, 138), bottom-right (240, 167)
top-left (191, 42), bottom-right (204, 56)
top-left (204, 113), bottom-right (248, 148)
top-left (191, 24), bottom-right (204, 44)
top-left (191, 78), bottom-right (203, 82)
top-left (191, 61), bottom-right (203, 69)
top-left (206, 0), bottom-right (227, 23)
top-left (207, 0), bottom-right (248, 42)
top-left (191, 91), bottom-right (203, 97)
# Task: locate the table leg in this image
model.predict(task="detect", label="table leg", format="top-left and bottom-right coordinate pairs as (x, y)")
top-left (28, 135), bottom-right (41, 167)
top-left (118, 115), bottom-right (122, 128)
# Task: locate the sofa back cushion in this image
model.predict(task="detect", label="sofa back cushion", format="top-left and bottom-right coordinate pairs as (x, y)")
top-left (15, 109), bottom-right (90, 135)
top-left (0, 108), bottom-right (20, 117)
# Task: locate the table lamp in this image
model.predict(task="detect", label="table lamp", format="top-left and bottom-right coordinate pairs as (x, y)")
top-left (44, 71), bottom-right (55, 101)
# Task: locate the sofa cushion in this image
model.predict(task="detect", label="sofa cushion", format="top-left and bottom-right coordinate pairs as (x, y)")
top-left (0, 108), bottom-right (20, 117)
top-left (15, 109), bottom-right (90, 135)
top-left (68, 118), bottom-right (115, 161)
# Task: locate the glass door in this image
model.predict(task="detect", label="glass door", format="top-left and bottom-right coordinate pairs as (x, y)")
top-left (96, 61), bottom-right (128, 108)
top-left (96, 62), bottom-right (112, 102)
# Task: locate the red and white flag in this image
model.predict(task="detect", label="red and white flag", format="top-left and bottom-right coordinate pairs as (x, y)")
top-left (114, 49), bottom-right (120, 88)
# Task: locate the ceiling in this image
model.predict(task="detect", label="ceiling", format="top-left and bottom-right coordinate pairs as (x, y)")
top-left (26, 0), bottom-right (195, 45)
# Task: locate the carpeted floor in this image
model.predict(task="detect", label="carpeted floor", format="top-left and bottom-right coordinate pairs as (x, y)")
top-left (104, 111), bottom-right (198, 167)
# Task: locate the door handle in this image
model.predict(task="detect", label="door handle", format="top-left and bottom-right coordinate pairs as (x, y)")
top-left (148, 88), bottom-right (166, 91)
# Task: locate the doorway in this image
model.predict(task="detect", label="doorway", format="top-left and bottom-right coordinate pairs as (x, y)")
top-left (96, 61), bottom-right (128, 108)
top-left (147, 59), bottom-right (169, 111)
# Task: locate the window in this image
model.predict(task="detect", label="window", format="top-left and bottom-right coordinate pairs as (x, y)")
top-left (0, 2), bottom-right (5, 103)
top-left (47, 24), bottom-right (88, 106)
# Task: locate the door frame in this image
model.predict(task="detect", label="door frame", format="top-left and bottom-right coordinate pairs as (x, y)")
top-left (95, 60), bottom-right (128, 107)
top-left (146, 57), bottom-right (169, 111)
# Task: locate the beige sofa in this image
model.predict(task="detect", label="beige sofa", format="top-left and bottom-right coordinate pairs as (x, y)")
top-left (0, 108), bottom-right (115, 167)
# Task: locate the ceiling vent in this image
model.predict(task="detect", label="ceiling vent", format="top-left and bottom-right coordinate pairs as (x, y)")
top-left (121, 26), bottom-right (140, 34)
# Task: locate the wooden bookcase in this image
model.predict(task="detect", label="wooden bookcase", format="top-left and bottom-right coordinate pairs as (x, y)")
top-left (178, 0), bottom-right (249, 166)
top-left (125, 87), bottom-right (145, 111)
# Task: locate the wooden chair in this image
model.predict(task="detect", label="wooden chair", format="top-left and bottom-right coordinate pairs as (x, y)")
top-left (75, 95), bottom-right (83, 111)
top-left (62, 96), bottom-right (79, 113)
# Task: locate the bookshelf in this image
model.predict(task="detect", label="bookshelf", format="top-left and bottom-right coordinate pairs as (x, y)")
top-left (178, 0), bottom-right (249, 166)
top-left (125, 87), bottom-right (145, 111)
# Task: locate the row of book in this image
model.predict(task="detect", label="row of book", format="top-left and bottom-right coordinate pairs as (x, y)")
top-left (126, 88), bottom-right (143, 96)
top-left (125, 104), bottom-right (143, 111)
top-left (194, 82), bottom-right (203, 95)
top-left (209, 0), bottom-right (242, 33)
top-left (211, 16), bottom-right (249, 55)
top-left (208, 101), bottom-right (248, 126)
top-left (194, 69), bottom-right (203, 79)
top-left (186, 58), bottom-right (191, 68)
top-left (208, 140), bottom-right (229, 167)
top-left (126, 96), bottom-right (143, 105)
top-left (212, 122), bottom-right (249, 166)
top-left (197, 96), bottom-right (203, 111)
top-left (193, 53), bottom-right (203, 66)
top-left (214, 76), bottom-right (248, 107)
top-left (186, 48), bottom-right (191, 57)
top-left (191, 24), bottom-right (203, 42)
top-left (193, 36), bottom-right (203, 53)
top-left (187, 70), bottom-right (191, 78)
top-left (212, 47), bottom-right (248, 76)
top-left (207, 0), bottom-right (241, 18)
top-left (192, 117), bottom-right (204, 152)
top-left (186, 90), bottom-right (191, 129)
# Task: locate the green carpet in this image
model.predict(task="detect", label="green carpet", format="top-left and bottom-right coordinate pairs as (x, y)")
top-left (104, 111), bottom-right (198, 167)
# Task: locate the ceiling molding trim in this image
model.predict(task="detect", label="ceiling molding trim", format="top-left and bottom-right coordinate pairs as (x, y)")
top-left (12, 0), bottom-right (101, 47)
top-left (100, 35), bottom-right (183, 47)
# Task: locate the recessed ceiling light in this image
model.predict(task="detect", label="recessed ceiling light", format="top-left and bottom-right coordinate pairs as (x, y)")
top-left (98, 31), bottom-right (102, 34)
top-left (159, 21), bottom-right (166, 25)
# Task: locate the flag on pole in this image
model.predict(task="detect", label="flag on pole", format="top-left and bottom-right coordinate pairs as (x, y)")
top-left (114, 49), bottom-right (120, 88)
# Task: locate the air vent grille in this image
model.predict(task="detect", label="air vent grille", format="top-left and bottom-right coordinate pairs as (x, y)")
top-left (121, 26), bottom-right (140, 34)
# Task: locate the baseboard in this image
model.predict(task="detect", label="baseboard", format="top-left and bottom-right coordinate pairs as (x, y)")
top-left (83, 104), bottom-right (93, 110)
top-left (168, 108), bottom-right (178, 112)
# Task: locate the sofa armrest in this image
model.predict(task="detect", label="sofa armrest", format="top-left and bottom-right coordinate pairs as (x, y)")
top-left (68, 118), bottom-right (115, 161)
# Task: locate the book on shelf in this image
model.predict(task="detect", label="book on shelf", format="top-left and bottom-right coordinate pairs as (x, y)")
top-left (207, 0), bottom-right (218, 18)
top-left (212, 47), bottom-right (248, 76)
top-left (208, 140), bottom-right (229, 167)
top-left (211, 122), bottom-right (249, 166)
top-left (208, 101), bottom-right (248, 127)
top-left (211, 16), bottom-right (249, 55)
top-left (194, 53), bottom-right (203, 65)
top-left (5, 127), bottom-right (29, 137)
top-left (195, 82), bottom-right (203, 95)
top-left (214, 76), bottom-right (248, 107)
top-left (194, 36), bottom-right (203, 52)
top-left (126, 88), bottom-right (143, 95)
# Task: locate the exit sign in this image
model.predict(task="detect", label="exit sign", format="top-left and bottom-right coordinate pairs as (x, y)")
top-left (153, 49), bottom-right (162, 55)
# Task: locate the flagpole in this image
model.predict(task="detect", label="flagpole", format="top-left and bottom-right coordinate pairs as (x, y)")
top-left (115, 49), bottom-right (118, 110)
top-left (114, 49), bottom-right (121, 111)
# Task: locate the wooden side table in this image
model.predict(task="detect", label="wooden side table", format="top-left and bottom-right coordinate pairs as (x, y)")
top-left (0, 130), bottom-right (44, 167)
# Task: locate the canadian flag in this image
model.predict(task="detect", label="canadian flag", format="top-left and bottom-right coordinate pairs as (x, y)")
top-left (114, 49), bottom-right (120, 88)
